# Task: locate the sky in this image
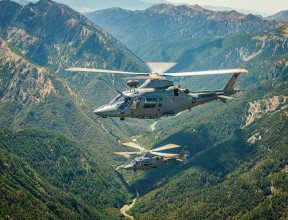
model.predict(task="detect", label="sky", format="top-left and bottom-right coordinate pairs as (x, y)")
top-left (165, 0), bottom-right (288, 16)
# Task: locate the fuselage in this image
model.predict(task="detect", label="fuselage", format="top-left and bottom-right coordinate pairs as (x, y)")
top-left (124, 154), bottom-right (177, 171)
top-left (94, 78), bottom-right (233, 119)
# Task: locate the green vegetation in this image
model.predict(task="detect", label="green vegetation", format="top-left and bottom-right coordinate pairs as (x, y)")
top-left (112, 60), bottom-right (288, 218)
top-left (1, 1), bottom-right (288, 219)
top-left (0, 0), bottom-right (151, 168)
top-left (0, 128), bottom-right (131, 219)
top-left (128, 76), bottom-right (288, 219)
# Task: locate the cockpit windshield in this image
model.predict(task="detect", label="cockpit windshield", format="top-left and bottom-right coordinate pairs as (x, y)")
top-left (109, 95), bottom-right (131, 111)
top-left (130, 160), bottom-right (137, 166)
top-left (109, 95), bottom-right (130, 105)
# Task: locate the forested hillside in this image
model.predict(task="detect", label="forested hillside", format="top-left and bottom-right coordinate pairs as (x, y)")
top-left (1, 0), bottom-right (288, 219)
top-left (0, 0), bottom-right (147, 218)
top-left (130, 76), bottom-right (288, 219)
top-left (123, 26), bottom-right (288, 219)
top-left (0, 128), bottom-right (132, 219)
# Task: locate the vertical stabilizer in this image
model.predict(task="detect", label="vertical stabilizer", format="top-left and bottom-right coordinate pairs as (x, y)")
top-left (223, 73), bottom-right (241, 92)
top-left (179, 146), bottom-right (187, 159)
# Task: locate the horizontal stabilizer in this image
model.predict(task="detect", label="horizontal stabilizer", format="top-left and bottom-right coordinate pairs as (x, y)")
top-left (218, 95), bottom-right (234, 100)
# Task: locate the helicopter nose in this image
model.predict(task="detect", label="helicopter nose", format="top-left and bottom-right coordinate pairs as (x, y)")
top-left (94, 105), bottom-right (118, 116)
top-left (124, 164), bottom-right (135, 170)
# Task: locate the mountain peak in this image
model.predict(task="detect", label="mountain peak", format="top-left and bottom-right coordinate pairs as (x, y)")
top-left (185, 4), bottom-right (205, 11)
top-left (265, 10), bottom-right (288, 20)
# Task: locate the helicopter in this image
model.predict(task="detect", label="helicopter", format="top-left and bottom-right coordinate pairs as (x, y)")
top-left (114, 142), bottom-right (189, 171)
top-left (66, 62), bottom-right (247, 120)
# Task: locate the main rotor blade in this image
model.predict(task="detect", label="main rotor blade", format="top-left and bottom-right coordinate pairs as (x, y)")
top-left (122, 142), bottom-right (147, 151)
top-left (150, 151), bottom-right (179, 157)
top-left (125, 76), bottom-right (150, 80)
top-left (66, 67), bottom-right (148, 75)
top-left (164, 68), bottom-right (248, 77)
top-left (114, 152), bottom-right (140, 157)
top-left (146, 62), bottom-right (177, 74)
top-left (152, 144), bottom-right (182, 152)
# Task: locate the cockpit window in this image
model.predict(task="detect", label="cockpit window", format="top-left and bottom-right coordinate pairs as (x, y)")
top-left (158, 98), bottom-right (163, 107)
top-left (109, 95), bottom-right (131, 112)
top-left (110, 95), bottom-right (130, 106)
top-left (109, 94), bottom-right (121, 105)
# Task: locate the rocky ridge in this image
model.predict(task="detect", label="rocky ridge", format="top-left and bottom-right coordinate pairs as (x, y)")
top-left (86, 3), bottom-right (288, 48)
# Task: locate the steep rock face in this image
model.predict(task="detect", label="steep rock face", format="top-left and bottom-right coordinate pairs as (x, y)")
top-left (0, 36), bottom-right (127, 160)
top-left (0, 0), bottom-right (144, 69)
top-left (0, 0), bottom-right (147, 107)
top-left (0, 37), bottom-right (55, 103)
top-left (86, 4), bottom-right (287, 48)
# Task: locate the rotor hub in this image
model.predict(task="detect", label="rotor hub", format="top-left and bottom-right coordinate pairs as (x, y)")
top-left (127, 80), bottom-right (139, 88)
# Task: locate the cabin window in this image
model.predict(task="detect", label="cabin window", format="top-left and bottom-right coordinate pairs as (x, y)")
top-left (158, 98), bottom-right (163, 107)
top-left (131, 97), bottom-right (140, 109)
top-left (174, 88), bottom-right (179, 96)
top-left (144, 98), bottom-right (157, 108)
top-left (144, 163), bottom-right (150, 166)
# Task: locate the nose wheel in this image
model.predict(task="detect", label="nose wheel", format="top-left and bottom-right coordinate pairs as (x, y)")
top-left (120, 117), bottom-right (125, 121)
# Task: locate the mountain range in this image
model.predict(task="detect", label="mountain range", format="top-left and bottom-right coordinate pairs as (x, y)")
top-left (0, 0), bottom-right (148, 157)
top-left (0, 0), bottom-right (149, 218)
top-left (265, 10), bottom-right (288, 20)
top-left (11, 0), bottom-right (169, 11)
top-left (121, 26), bottom-right (288, 219)
top-left (1, 0), bottom-right (288, 219)
top-left (85, 2), bottom-right (288, 219)
top-left (86, 4), bottom-right (288, 49)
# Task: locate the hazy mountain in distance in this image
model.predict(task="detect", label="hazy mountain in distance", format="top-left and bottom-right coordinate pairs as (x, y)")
top-left (51, 0), bottom-right (169, 12)
top-left (86, 4), bottom-right (287, 49)
top-left (202, 5), bottom-right (267, 17)
top-left (11, 0), bottom-right (30, 5)
top-left (202, 5), bottom-right (234, 11)
top-left (265, 10), bottom-right (288, 20)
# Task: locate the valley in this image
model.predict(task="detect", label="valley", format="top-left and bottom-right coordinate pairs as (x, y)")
top-left (1, 0), bottom-right (288, 219)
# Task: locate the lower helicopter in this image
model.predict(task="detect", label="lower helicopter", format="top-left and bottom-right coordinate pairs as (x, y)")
top-left (115, 142), bottom-right (189, 171)
top-left (67, 62), bottom-right (247, 120)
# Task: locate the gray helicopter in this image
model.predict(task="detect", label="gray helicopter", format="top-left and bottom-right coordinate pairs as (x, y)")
top-left (115, 142), bottom-right (189, 171)
top-left (67, 62), bottom-right (247, 120)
